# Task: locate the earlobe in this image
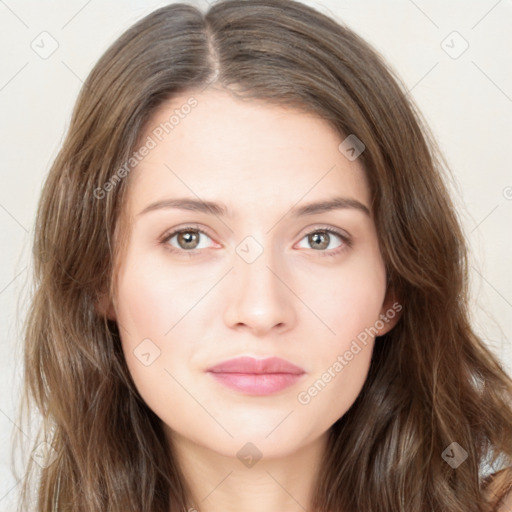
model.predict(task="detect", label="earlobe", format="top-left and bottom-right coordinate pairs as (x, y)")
top-left (376, 289), bottom-right (403, 336)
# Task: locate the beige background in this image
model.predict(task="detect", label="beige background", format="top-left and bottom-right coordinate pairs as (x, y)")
top-left (0, 0), bottom-right (511, 509)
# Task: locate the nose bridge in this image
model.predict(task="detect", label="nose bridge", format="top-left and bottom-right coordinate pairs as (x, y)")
top-left (223, 232), bottom-right (296, 333)
top-left (238, 235), bottom-right (279, 291)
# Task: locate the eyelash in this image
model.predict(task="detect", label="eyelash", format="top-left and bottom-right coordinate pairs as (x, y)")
top-left (159, 224), bottom-right (352, 258)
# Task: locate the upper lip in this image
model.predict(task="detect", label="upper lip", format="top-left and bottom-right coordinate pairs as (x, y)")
top-left (206, 356), bottom-right (305, 375)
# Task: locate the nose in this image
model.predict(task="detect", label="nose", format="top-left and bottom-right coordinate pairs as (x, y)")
top-left (222, 241), bottom-right (297, 336)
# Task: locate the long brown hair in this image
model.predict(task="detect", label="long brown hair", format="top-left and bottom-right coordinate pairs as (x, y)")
top-left (14, 1), bottom-right (512, 511)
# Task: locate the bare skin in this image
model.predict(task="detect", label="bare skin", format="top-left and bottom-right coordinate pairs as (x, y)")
top-left (100, 87), bottom-right (401, 512)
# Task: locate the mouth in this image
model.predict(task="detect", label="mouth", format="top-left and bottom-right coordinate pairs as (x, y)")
top-left (205, 356), bottom-right (306, 395)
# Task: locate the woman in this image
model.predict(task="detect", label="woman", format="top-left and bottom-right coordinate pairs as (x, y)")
top-left (15, 0), bottom-right (512, 511)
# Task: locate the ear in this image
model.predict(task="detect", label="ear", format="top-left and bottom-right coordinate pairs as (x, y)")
top-left (95, 291), bottom-right (117, 321)
top-left (375, 286), bottom-right (402, 337)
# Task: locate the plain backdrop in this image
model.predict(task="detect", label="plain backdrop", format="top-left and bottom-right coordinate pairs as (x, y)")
top-left (0, 0), bottom-right (511, 509)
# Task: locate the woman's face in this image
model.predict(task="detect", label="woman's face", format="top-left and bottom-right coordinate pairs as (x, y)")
top-left (106, 87), bottom-right (400, 460)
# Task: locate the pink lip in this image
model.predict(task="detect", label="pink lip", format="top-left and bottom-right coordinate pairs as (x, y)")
top-left (206, 356), bottom-right (306, 395)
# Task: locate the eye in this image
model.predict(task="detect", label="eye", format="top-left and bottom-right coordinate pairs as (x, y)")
top-left (160, 224), bottom-right (352, 258)
top-left (160, 225), bottom-right (216, 254)
top-left (296, 227), bottom-right (351, 257)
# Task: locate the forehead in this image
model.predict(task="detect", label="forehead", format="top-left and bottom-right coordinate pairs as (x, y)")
top-left (125, 88), bottom-right (370, 219)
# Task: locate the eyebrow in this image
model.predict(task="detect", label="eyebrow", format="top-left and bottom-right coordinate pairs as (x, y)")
top-left (137, 196), bottom-right (371, 218)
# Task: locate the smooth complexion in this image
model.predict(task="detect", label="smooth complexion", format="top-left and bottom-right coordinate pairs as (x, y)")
top-left (103, 87), bottom-right (401, 512)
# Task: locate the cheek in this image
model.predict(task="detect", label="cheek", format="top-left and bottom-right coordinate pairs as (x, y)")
top-left (295, 249), bottom-right (385, 415)
top-left (114, 269), bottom-right (194, 428)
top-left (306, 246), bottom-right (387, 343)
top-left (113, 248), bottom-right (211, 417)
top-left (114, 246), bottom-right (202, 338)
top-left (296, 284), bottom-right (380, 424)
top-left (296, 339), bottom-right (374, 432)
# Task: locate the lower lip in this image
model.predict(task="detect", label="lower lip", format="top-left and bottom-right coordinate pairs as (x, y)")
top-left (207, 372), bottom-right (305, 395)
